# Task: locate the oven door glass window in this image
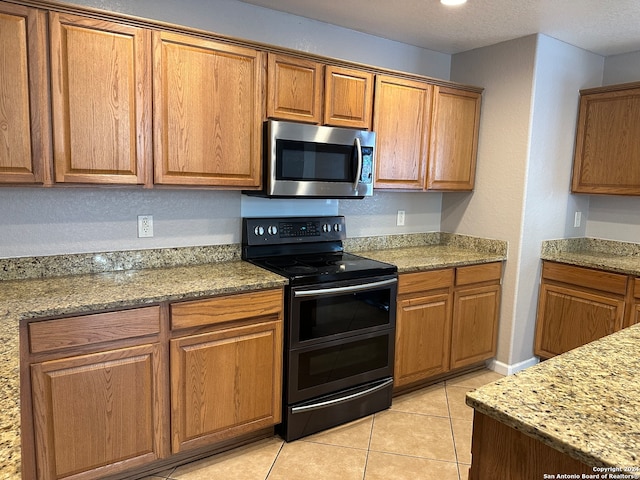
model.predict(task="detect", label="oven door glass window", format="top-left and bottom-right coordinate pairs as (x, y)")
top-left (293, 286), bottom-right (393, 344)
top-left (290, 332), bottom-right (393, 402)
top-left (276, 139), bottom-right (356, 182)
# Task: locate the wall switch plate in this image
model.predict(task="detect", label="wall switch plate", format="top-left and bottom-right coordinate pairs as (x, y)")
top-left (397, 210), bottom-right (405, 226)
top-left (138, 215), bottom-right (154, 238)
top-left (574, 211), bottom-right (582, 228)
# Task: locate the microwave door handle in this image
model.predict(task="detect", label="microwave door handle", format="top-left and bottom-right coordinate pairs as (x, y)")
top-left (353, 137), bottom-right (363, 192)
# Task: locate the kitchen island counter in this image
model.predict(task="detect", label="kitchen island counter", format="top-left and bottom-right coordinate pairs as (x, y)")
top-left (466, 323), bottom-right (640, 477)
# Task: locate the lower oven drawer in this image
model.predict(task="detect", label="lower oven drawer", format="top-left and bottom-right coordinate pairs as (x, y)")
top-left (283, 377), bottom-right (393, 441)
top-left (287, 329), bottom-right (394, 404)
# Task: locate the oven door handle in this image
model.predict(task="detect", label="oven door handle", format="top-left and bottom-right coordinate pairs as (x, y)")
top-left (291, 378), bottom-right (394, 414)
top-left (293, 278), bottom-right (397, 298)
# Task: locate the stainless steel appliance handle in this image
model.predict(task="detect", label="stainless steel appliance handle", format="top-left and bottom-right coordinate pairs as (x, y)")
top-left (293, 278), bottom-right (397, 298)
top-left (291, 378), bottom-right (393, 414)
top-left (353, 137), bottom-right (363, 192)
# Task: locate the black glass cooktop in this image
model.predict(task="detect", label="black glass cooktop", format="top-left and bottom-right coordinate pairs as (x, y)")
top-left (249, 252), bottom-right (397, 285)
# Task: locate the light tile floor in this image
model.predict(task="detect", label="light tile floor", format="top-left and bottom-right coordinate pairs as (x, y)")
top-left (144, 369), bottom-right (503, 480)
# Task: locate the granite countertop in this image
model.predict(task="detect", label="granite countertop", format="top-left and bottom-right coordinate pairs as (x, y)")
top-left (466, 323), bottom-right (640, 472)
top-left (0, 232), bottom-right (508, 478)
top-left (0, 259), bottom-right (286, 479)
top-left (347, 231), bottom-right (507, 273)
top-left (541, 238), bottom-right (640, 276)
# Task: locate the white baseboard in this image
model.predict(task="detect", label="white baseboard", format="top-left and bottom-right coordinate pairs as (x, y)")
top-left (485, 356), bottom-right (539, 376)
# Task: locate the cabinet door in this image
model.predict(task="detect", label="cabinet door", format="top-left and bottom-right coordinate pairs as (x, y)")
top-left (170, 320), bottom-right (283, 453)
top-left (395, 292), bottom-right (451, 387)
top-left (31, 344), bottom-right (165, 480)
top-left (323, 66), bottom-right (373, 129)
top-left (49, 13), bottom-right (151, 185)
top-left (572, 84), bottom-right (640, 195)
top-left (534, 283), bottom-right (625, 358)
top-left (428, 87), bottom-right (481, 191)
top-left (154, 32), bottom-right (263, 187)
top-left (450, 284), bottom-right (500, 369)
top-left (0, 2), bottom-right (51, 184)
top-left (267, 53), bottom-right (322, 124)
top-left (373, 75), bottom-right (432, 189)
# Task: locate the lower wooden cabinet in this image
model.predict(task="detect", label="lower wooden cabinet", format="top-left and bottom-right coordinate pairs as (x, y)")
top-left (169, 289), bottom-right (283, 454)
top-left (534, 262), bottom-right (628, 359)
top-left (23, 289), bottom-right (284, 479)
top-left (170, 320), bottom-right (283, 453)
top-left (394, 263), bottom-right (502, 390)
top-left (451, 283), bottom-right (501, 369)
top-left (31, 344), bottom-right (165, 479)
top-left (27, 307), bottom-right (166, 480)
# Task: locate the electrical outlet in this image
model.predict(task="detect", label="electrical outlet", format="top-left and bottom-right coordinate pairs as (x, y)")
top-left (574, 211), bottom-right (582, 228)
top-left (138, 215), bottom-right (153, 238)
top-left (397, 210), bottom-right (405, 226)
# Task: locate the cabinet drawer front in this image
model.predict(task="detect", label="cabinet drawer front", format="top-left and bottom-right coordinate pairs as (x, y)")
top-left (171, 289), bottom-right (283, 330)
top-left (455, 262), bottom-right (502, 286)
top-left (29, 306), bottom-right (161, 354)
top-left (398, 269), bottom-right (453, 295)
top-left (542, 261), bottom-right (628, 295)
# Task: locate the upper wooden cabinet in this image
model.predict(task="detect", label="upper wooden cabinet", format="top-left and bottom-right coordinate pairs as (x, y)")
top-left (267, 53), bottom-right (374, 129)
top-left (374, 75), bottom-right (482, 191)
top-left (267, 53), bottom-right (323, 124)
top-left (323, 65), bottom-right (374, 128)
top-left (49, 12), bottom-right (152, 185)
top-left (428, 86), bottom-right (481, 190)
top-left (0, 2), bottom-right (51, 185)
top-left (572, 82), bottom-right (640, 195)
top-left (153, 32), bottom-right (263, 188)
top-left (373, 75), bottom-right (433, 190)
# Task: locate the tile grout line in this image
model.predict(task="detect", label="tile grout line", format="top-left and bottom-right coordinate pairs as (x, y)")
top-left (264, 438), bottom-right (286, 480)
top-left (361, 413), bottom-right (378, 480)
top-left (444, 381), bottom-right (465, 480)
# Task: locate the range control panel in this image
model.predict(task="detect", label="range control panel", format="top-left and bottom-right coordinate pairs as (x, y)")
top-left (242, 216), bottom-right (346, 246)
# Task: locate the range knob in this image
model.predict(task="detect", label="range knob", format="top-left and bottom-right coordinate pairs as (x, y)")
top-left (254, 225), bottom-right (265, 236)
top-left (268, 225), bottom-right (278, 235)
top-left (322, 223), bottom-right (331, 233)
top-left (333, 223), bottom-right (342, 232)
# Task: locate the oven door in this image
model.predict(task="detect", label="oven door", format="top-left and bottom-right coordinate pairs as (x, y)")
top-left (289, 275), bottom-right (397, 348)
top-left (287, 328), bottom-right (395, 404)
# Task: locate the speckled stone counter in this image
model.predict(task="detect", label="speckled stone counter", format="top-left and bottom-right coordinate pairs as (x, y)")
top-left (542, 238), bottom-right (640, 276)
top-left (352, 232), bottom-right (508, 273)
top-left (0, 233), bottom-right (507, 478)
top-left (466, 323), bottom-right (640, 471)
top-left (0, 258), bottom-right (286, 479)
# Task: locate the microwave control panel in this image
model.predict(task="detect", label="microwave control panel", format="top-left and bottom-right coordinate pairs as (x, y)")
top-left (360, 147), bottom-right (374, 184)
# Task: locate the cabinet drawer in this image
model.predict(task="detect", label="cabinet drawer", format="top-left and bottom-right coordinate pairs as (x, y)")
top-left (542, 261), bottom-right (628, 295)
top-left (29, 306), bottom-right (161, 354)
top-left (398, 269), bottom-right (453, 295)
top-left (171, 289), bottom-right (283, 330)
top-left (455, 262), bottom-right (502, 286)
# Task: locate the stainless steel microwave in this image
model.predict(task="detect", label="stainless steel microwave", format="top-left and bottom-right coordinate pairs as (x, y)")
top-left (246, 120), bottom-right (376, 198)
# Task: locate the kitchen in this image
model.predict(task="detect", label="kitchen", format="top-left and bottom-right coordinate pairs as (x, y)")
top-left (1, 0), bottom-right (640, 478)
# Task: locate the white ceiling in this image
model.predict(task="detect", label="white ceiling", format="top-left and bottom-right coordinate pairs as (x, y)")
top-left (235, 0), bottom-right (640, 56)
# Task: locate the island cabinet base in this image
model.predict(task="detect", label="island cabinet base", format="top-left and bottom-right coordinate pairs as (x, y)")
top-left (469, 412), bottom-right (592, 480)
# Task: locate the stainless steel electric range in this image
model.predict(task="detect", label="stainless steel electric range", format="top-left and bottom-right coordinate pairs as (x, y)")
top-left (242, 215), bottom-right (397, 441)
